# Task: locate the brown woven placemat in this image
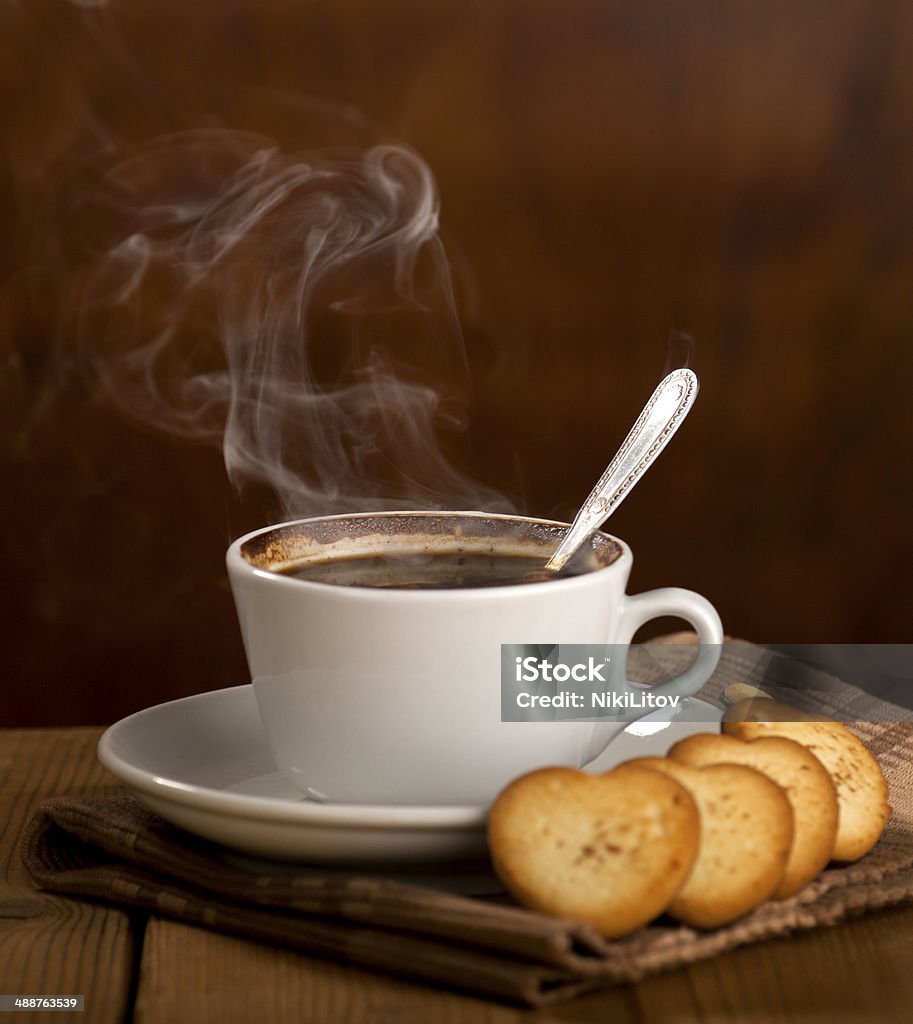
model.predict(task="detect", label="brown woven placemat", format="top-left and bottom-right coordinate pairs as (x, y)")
top-left (19, 643), bottom-right (913, 1007)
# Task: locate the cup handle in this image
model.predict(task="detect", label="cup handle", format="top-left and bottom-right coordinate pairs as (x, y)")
top-left (616, 588), bottom-right (723, 708)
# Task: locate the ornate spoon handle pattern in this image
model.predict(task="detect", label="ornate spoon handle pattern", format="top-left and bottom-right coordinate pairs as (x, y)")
top-left (545, 368), bottom-right (699, 572)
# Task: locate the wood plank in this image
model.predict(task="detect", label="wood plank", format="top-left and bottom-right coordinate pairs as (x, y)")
top-left (631, 902), bottom-right (913, 1023)
top-left (0, 728), bottom-right (136, 1024)
top-left (133, 877), bottom-right (913, 1023)
top-left (134, 919), bottom-right (640, 1024)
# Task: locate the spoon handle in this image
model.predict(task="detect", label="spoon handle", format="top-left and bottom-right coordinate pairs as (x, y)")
top-left (545, 368), bottom-right (699, 572)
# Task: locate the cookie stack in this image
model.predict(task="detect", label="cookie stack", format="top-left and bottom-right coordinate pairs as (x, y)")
top-left (487, 706), bottom-right (890, 938)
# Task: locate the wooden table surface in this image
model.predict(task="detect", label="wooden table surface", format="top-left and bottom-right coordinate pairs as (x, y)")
top-left (2, 726), bottom-right (913, 1023)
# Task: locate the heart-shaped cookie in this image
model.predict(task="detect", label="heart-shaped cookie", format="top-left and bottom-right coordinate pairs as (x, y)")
top-left (722, 719), bottom-right (890, 861)
top-left (721, 696), bottom-right (831, 724)
top-left (668, 733), bottom-right (838, 898)
top-left (487, 766), bottom-right (700, 938)
top-left (618, 757), bottom-right (794, 927)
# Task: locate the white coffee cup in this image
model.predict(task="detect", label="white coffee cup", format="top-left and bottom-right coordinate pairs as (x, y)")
top-left (226, 511), bottom-right (723, 805)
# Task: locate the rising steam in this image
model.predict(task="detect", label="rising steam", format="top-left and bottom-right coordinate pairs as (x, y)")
top-left (75, 130), bottom-right (512, 517)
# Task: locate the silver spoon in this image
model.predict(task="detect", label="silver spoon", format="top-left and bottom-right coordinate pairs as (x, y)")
top-left (544, 367), bottom-right (699, 572)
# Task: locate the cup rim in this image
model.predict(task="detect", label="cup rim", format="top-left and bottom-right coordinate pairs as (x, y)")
top-left (225, 510), bottom-right (632, 599)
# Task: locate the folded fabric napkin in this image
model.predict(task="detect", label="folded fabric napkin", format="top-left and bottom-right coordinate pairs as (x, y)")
top-left (20, 644), bottom-right (913, 1007)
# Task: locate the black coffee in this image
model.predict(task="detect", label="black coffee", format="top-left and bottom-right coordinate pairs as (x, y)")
top-left (278, 551), bottom-right (591, 589)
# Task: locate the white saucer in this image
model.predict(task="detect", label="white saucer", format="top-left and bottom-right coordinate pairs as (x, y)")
top-left (98, 685), bottom-right (721, 866)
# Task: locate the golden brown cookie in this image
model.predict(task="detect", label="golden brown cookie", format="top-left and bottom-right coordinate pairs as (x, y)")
top-left (721, 719), bottom-right (890, 862)
top-left (668, 733), bottom-right (838, 897)
top-left (617, 757), bottom-right (793, 928)
top-left (720, 683), bottom-right (772, 707)
top-left (487, 766), bottom-right (700, 938)
top-left (721, 696), bottom-right (832, 723)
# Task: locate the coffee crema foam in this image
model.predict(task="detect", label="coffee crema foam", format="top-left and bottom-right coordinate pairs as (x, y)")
top-left (240, 513), bottom-right (624, 587)
top-left (276, 551), bottom-right (592, 589)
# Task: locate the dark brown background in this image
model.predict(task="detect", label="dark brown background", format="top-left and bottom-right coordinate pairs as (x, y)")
top-left (2, 0), bottom-right (912, 726)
